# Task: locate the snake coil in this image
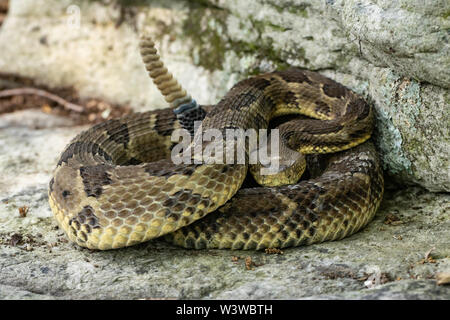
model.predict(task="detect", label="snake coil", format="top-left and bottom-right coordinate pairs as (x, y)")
top-left (48, 35), bottom-right (384, 250)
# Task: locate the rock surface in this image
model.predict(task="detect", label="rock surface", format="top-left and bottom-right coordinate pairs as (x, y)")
top-left (0, 0), bottom-right (449, 300)
top-left (0, 111), bottom-right (449, 299)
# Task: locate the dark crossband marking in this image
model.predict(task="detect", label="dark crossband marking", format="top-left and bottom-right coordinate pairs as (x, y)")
top-left (322, 83), bottom-right (347, 98)
top-left (154, 109), bottom-right (177, 136)
top-left (276, 69), bottom-right (313, 85)
top-left (105, 120), bottom-right (130, 149)
top-left (143, 161), bottom-right (202, 178)
top-left (58, 141), bottom-right (112, 166)
top-left (79, 164), bottom-right (113, 197)
top-left (69, 205), bottom-right (101, 234)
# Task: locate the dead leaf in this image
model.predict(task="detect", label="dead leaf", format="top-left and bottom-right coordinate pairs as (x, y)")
top-left (9, 233), bottom-right (22, 246)
top-left (18, 205), bottom-right (29, 217)
top-left (265, 248), bottom-right (284, 255)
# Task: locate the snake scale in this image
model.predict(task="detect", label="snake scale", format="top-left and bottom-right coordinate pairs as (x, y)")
top-left (48, 36), bottom-right (384, 250)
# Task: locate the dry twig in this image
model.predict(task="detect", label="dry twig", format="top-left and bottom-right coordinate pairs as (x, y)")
top-left (0, 87), bottom-right (84, 112)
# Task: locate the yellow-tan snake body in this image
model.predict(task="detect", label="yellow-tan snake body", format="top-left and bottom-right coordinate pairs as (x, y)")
top-left (48, 37), bottom-right (384, 250)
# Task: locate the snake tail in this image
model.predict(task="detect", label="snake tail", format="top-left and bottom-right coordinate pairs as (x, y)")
top-left (139, 35), bottom-right (195, 110)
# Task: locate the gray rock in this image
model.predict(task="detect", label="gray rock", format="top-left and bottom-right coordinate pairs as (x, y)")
top-left (0, 110), bottom-right (449, 299)
top-left (304, 280), bottom-right (450, 300)
top-left (0, 0), bottom-right (447, 191)
top-left (326, 0), bottom-right (450, 88)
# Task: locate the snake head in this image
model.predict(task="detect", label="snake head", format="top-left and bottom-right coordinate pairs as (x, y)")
top-left (249, 134), bottom-right (306, 187)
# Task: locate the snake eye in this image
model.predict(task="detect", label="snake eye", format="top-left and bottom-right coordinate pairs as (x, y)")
top-left (62, 190), bottom-right (71, 198)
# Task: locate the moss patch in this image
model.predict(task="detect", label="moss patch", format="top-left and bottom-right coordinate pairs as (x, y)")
top-left (265, 0), bottom-right (309, 18)
top-left (181, 5), bottom-right (229, 71)
top-left (181, 3), bottom-right (291, 75)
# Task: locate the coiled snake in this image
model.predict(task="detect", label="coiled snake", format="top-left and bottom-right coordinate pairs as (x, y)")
top-left (48, 36), bottom-right (384, 250)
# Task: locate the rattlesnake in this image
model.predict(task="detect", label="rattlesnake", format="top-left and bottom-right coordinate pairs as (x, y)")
top-left (48, 36), bottom-right (384, 250)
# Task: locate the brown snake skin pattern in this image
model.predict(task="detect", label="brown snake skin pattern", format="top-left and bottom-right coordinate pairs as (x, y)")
top-left (48, 39), bottom-right (384, 250)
